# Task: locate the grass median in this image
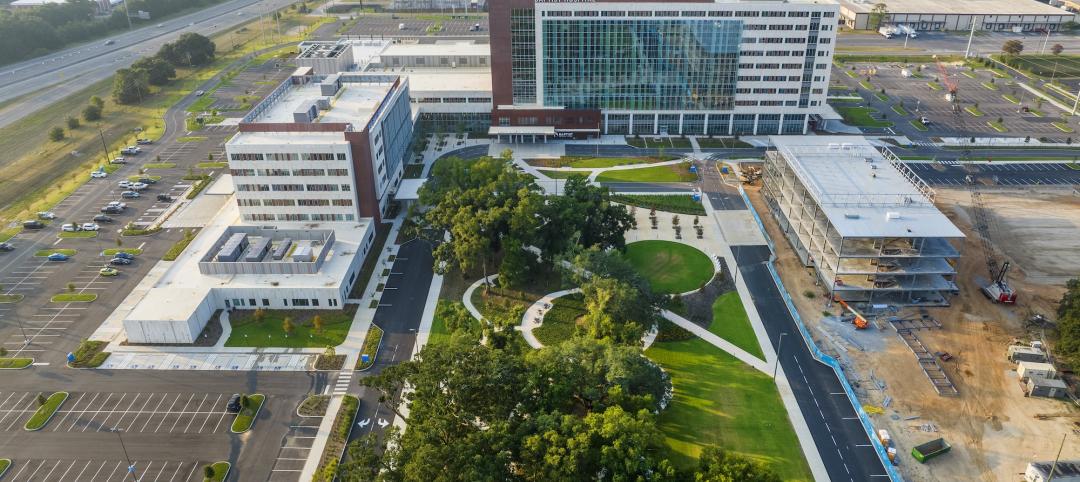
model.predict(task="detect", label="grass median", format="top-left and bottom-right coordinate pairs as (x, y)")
top-left (0, 459), bottom-right (9, 477)
top-left (612, 194), bottom-right (706, 216)
top-left (34, 248), bottom-right (76, 257)
top-left (0, 358), bottom-right (33, 369)
top-left (1053, 121), bottom-right (1075, 133)
top-left (594, 162), bottom-right (697, 183)
top-left (891, 104), bottom-right (909, 116)
top-left (230, 394), bottom-right (265, 433)
top-left (58, 231), bottom-right (98, 239)
top-left (69, 340), bottom-right (110, 368)
top-left (196, 161), bottom-right (228, 169)
top-left (202, 461), bottom-right (230, 482)
top-left (355, 324), bottom-right (384, 370)
top-left (51, 293), bottom-right (97, 303)
top-left (163, 229), bottom-right (199, 261)
top-left (909, 119), bottom-right (929, 131)
top-left (965, 106), bottom-right (984, 117)
top-left (102, 248), bottom-right (142, 256)
top-left (835, 106), bottom-right (893, 128)
top-left (24, 392), bottom-right (68, 431)
top-left (0, 294), bottom-right (24, 303)
top-left (533, 293), bottom-right (586, 347)
top-left (142, 162), bottom-right (177, 169)
top-left (988, 121), bottom-right (1008, 132)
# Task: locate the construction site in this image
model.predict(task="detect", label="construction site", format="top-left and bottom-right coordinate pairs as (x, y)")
top-left (746, 148), bottom-right (1080, 480)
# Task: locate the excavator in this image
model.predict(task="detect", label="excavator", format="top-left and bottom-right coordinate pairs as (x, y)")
top-left (833, 293), bottom-right (869, 329)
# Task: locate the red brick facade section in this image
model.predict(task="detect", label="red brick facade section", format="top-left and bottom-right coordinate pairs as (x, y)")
top-left (344, 130), bottom-right (380, 223)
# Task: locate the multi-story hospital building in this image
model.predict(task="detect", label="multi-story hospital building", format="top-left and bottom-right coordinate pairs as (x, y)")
top-left (488, 0), bottom-right (840, 141)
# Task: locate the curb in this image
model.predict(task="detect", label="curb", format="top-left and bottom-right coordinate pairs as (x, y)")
top-left (24, 391), bottom-right (69, 431)
top-left (355, 326), bottom-right (384, 372)
top-left (296, 395), bottom-right (330, 419)
top-left (229, 394), bottom-right (265, 434)
top-left (0, 358), bottom-right (34, 370)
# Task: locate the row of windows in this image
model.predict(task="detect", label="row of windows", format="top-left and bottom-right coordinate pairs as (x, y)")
top-left (230, 153), bottom-right (346, 161)
top-left (412, 97), bottom-right (492, 104)
top-left (236, 184), bottom-right (352, 192)
top-left (242, 213), bottom-right (356, 222)
top-left (230, 169), bottom-right (350, 177)
top-left (542, 10), bottom-right (834, 19)
top-left (230, 298), bottom-right (340, 308)
top-left (743, 37), bottom-right (808, 44)
top-left (740, 50), bottom-right (808, 57)
top-left (738, 75), bottom-right (802, 82)
top-left (237, 198), bottom-right (353, 207)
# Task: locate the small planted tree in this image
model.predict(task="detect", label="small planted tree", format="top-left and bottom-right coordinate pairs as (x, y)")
top-left (66, 117), bottom-right (80, 129)
top-left (312, 314), bottom-right (324, 333)
top-left (203, 465), bottom-right (215, 479)
top-left (672, 215), bottom-right (680, 227)
top-left (282, 317), bottom-right (295, 336)
top-left (253, 308), bottom-right (266, 324)
top-left (37, 393), bottom-right (47, 406)
top-left (66, 282), bottom-right (75, 293)
top-left (48, 126), bottom-right (65, 142)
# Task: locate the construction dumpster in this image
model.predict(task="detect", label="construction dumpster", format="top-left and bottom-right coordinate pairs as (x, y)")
top-left (912, 438), bottom-right (951, 463)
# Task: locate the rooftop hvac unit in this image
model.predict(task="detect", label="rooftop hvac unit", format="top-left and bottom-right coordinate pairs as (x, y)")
top-left (844, 213), bottom-right (861, 219)
top-left (886, 212), bottom-right (901, 220)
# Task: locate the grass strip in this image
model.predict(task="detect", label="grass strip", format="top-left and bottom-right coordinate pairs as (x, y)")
top-left (298, 395), bottom-right (330, 417)
top-left (355, 324), bottom-right (384, 370)
top-left (58, 231), bottom-right (98, 239)
top-left (961, 71), bottom-right (978, 79)
top-left (51, 293), bottom-right (97, 302)
top-left (196, 162), bottom-right (228, 169)
top-left (230, 394), bottom-right (265, 433)
top-left (69, 340), bottom-right (110, 368)
top-left (163, 229), bottom-right (199, 261)
top-left (1052, 121), bottom-right (1075, 133)
top-left (612, 194), bottom-right (706, 216)
top-left (313, 395), bottom-right (359, 482)
top-left (987, 121), bottom-right (1008, 132)
top-left (696, 137), bottom-right (753, 149)
top-left (121, 226), bottom-right (162, 236)
top-left (142, 163), bottom-right (176, 169)
top-left (0, 358), bottom-right (33, 369)
top-left (24, 392), bottom-right (68, 431)
top-left (708, 292), bottom-right (764, 360)
top-left (965, 106), bottom-right (984, 117)
top-left (102, 248), bottom-right (142, 256)
top-left (177, 136), bottom-right (208, 143)
top-left (203, 461), bottom-right (230, 482)
top-left (1002, 94), bottom-right (1020, 104)
top-left (874, 92), bottom-right (889, 102)
top-left (595, 162), bottom-right (697, 183)
top-left (0, 294), bottom-right (25, 303)
top-left (927, 82), bottom-right (943, 91)
top-left (34, 248), bottom-right (76, 257)
top-left (0, 459), bottom-right (9, 477)
top-left (891, 104), bottom-right (909, 116)
top-left (909, 119), bottom-right (929, 131)
top-left (835, 106), bottom-right (893, 128)
top-left (858, 79), bottom-right (874, 89)
top-left (982, 81), bottom-right (999, 91)
top-left (187, 177), bottom-right (212, 200)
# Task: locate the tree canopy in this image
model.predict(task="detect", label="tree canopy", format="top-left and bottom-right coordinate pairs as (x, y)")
top-left (1001, 39), bottom-right (1024, 56)
top-left (1055, 278), bottom-right (1080, 368)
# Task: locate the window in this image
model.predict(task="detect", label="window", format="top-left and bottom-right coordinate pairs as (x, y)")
top-left (230, 169), bottom-right (255, 176)
top-left (263, 199), bottom-right (296, 206)
top-left (327, 169), bottom-right (349, 176)
top-left (306, 184), bottom-right (340, 192)
top-left (291, 298), bottom-right (310, 307)
top-left (249, 299), bottom-right (256, 306)
top-left (292, 169), bottom-right (327, 176)
top-left (271, 184), bottom-right (304, 191)
top-left (262, 299), bottom-right (269, 306)
top-left (336, 153), bottom-right (346, 160)
top-left (300, 153), bottom-right (335, 161)
top-left (265, 153), bottom-right (298, 161)
top-left (341, 184), bottom-right (351, 192)
top-left (332, 199), bottom-right (353, 206)
top-left (230, 153), bottom-right (263, 161)
top-left (298, 199), bottom-right (330, 206)
top-left (311, 299), bottom-right (319, 307)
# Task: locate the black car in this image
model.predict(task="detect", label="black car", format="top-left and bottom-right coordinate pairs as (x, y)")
top-left (156, 194), bottom-right (174, 202)
top-left (0, 242), bottom-right (13, 252)
top-left (138, 177), bottom-right (158, 184)
top-left (136, 138), bottom-right (153, 145)
top-left (101, 206), bottom-right (123, 214)
top-left (22, 220), bottom-right (44, 229)
top-left (92, 215), bottom-right (114, 223)
top-left (226, 394), bottom-right (242, 413)
top-left (109, 257), bottom-right (132, 265)
top-left (113, 252), bottom-right (135, 260)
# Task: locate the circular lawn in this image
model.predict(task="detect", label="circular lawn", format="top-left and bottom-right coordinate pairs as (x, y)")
top-left (622, 240), bottom-right (714, 294)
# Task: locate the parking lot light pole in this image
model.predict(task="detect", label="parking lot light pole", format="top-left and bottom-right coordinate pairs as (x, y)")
top-left (772, 332), bottom-right (788, 379)
top-left (111, 428), bottom-right (139, 482)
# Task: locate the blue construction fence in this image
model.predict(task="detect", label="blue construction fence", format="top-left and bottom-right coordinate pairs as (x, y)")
top-left (737, 185), bottom-right (903, 482)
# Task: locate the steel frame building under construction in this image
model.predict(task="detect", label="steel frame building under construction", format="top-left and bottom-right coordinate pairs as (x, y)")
top-left (762, 136), bottom-right (964, 306)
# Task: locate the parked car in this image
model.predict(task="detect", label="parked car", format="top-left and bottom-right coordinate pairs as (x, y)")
top-left (123, 146), bottom-right (141, 154)
top-left (121, 191), bottom-right (140, 199)
top-left (90, 170), bottom-right (107, 178)
top-left (47, 253), bottom-right (69, 261)
top-left (130, 182), bottom-right (148, 191)
top-left (109, 257), bottom-right (132, 265)
top-left (111, 157), bottom-right (126, 164)
top-left (92, 215), bottom-right (114, 223)
top-left (118, 180), bottom-right (132, 189)
top-left (226, 394), bottom-right (242, 413)
top-left (22, 220), bottom-right (45, 229)
top-left (106, 201), bottom-right (127, 209)
top-left (0, 242), bottom-right (14, 252)
top-left (81, 223), bottom-right (99, 231)
top-left (113, 252), bottom-right (135, 260)
top-left (136, 138), bottom-right (153, 145)
top-left (104, 39), bottom-right (115, 46)
top-left (195, 90), bottom-right (205, 96)
top-left (99, 267), bottom-right (119, 276)
top-left (101, 206), bottom-right (123, 214)
top-left (37, 211), bottom-right (56, 220)
top-left (61, 223), bottom-right (78, 232)
top-left (156, 194), bottom-right (174, 202)
top-left (137, 177), bottom-right (158, 184)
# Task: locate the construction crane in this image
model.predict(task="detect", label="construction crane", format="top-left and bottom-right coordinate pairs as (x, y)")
top-left (832, 293), bottom-right (869, 329)
top-left (933, 55), bottom-right (961, 113)
top-left (969, 189), bottom-right (1018, 304)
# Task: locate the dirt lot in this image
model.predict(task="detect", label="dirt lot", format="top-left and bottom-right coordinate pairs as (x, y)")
top-left (746, 186), bottom-right (1080, 482)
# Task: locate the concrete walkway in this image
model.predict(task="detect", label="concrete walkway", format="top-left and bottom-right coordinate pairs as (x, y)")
top-left (462, 274), bottom-right (498, 323)
top-left (660, 309), bottom-right (769, 373)
top-left (517, 288), bottom-right (581, 349)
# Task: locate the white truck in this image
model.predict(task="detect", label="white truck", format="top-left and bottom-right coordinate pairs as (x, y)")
top-left (878, 25), bottom-right (898, 38)
top-left (898, 25), bottom-right (918, 38)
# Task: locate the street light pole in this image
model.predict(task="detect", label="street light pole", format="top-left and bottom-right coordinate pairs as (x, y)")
top-left (772, 332), bottom-right (788, 379)
top-left (111, 428), bottom-right (139, 482)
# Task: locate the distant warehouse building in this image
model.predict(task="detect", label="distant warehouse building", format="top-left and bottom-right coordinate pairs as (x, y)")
top-left (839, 0), bottom-right (1075, 32)
top-left (762, 136), bottom-right (964, 306)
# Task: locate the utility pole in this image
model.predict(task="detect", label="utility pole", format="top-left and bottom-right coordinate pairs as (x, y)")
top-left (98, 126), bottom-right (111, 166)
top-left (772, 332), bottom-right (788, 379)
top-left (1048, 433), bottom-right (1066, 481)
top-left (111, 428), bottom-right (139, 481)
top-left (121, 0), bottom-right (133, 30)
top-left (1042, 28), bottom-right (1052, 55)
top-left (964, 16), bottom-right (978, 59)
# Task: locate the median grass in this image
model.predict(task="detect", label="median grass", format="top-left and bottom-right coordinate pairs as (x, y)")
top-left (696, 137), bottom-right (753, 149)
top-left (961, 70), bottom-right (978, 79)
top-left (595, 162), bottom-right (697, 183)
top-left (24, 392), bottom-right (68, 431)
top-left (230, 394), bottom-right (265, 433)
top-left (51, 293), bottom-right (97, 302)
top-left (528, 155), bottom-right (676, 169)
top-left (982, 81), bottom-right (999, 91)
top-left (0, 358), bottom-right (33, 369)
top-left (874, 92), bottom-right (889, 102)
top-left (196, 161), bottom-right (228, 169)
top-left (612, 194), bottom-right (706, 216)
top-left (313, 395), bottom-right (359, 482)
top-left (58, 231), bottom-right (98, 239)
top-left (910, 119), bottom-right (929, 131)
top-left (225, 308), bottom-right (355, 348)
top-left (891, 104), bottom-right (909, 116)
top-left (163, 228), bottom-right (199, 261)
top-left (34, 248), bottom-right (76, 257)
top-left (0, 459), bottom-right (9, 477)
top-left (299, 395), bottom-right (331, 417)
top-left (1053, 121), bottom-right (1075, 133)
top-left (965, 106), bottom-right (985, 117)
top-left (988, 121), bottom-right (1008, 132)
top-left (1003, 94), bottom-right (1020, 104)
top-left (0, 294), bottom-right (24, 303)
top-left (858, 79), bottom-right (874, 90)
top-left (623, 241), bottom-right (714, 294)
top-left (927, 82), bottom-right (943, 91)
top-left (708, 291), bottom-right (764, 360)
top-left (102, 248), bottom-right (142, 256)
top-left (646, 324), bottom-right (809, 480)
top-left (142, 162), bottom-right (176, 169)
top-left (121, 226), bottom-right (161, 236)
top-left (186, 177), bottom-right (212, 199)
top-left (69, 339), bottom-right (110, 368)
top-left (177, 136), bottom-right (209, 143)
top-left (835, 106), bottom-right (893, 128)
top-left (203, 462), bottom-right (230, 482)
top-left (127, 175), bottom-right (162, 182)
top-left (355, 324), bottom-right (384, 370)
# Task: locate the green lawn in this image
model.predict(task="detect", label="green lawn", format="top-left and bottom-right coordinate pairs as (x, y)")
top-left (142, 162), bottom-right (176, 169)
top-left (225, 309), bottom-right (355, 348)
top-left (355, 324), bottom-right (384, 370)
top-left (858, 79), bottom-right (874, 90)
top-left (1053, 121), bottom-right (1075, 133)
top-left (69, 340), bottom-right (110, 368)
top-left (230, 394), bottom-right (265, 433)
top-left (50, 293), bottom-right (97, 302)
top-left (203, 461), bottom-right (231, 482)
top-left (533, 293), bottom-right (586, 347)
top-left (1002, 94), bottom-right (1020, 104)
top-left (696, 137), bottom-right (753, 149)
top-left (646, 327), bottom-right (809, 480)
top-left (427, 300), bottom-right (480, 346)
top-left (197, 162), bottom-right (228, 169)
top-left (539, 169), bottom-right (583, 179)
top-left (0, 294), bottom-right (24, 303)
top-left (102, 248), bottom-right (143, 256)
top-left (0, 459), bottom-right (9, 478)
top-left (927, 82), bottom-right (943, 91)
top-left (982, 81), bottom-right (999, 91)
top-left (0, 358), bottom-right (33, 369)
top-left (33, 248), bottom-right (76, 257)
top-left (58, 231), bottom-right (98, 239)
top-left (595, 162), bottom-right (697, 183)
top-left (988, 121), bottom-right (1008, 132)
top-left (24, 392), bottom-right (68, 431)
top-left (611, 194), bottom-right (706, 216)
top-left (709, 292), bottom-right (763, 360)
top-left (874, 92), bottom-right (889, 102)
top-left (623, 241), bottom-right (714, 294)
top-left (961, 70), bottom-right (978, 79)
top-left (909, 119), bottom-right (929, 131)
top-left (835, 106), bottom-right (893, 128)
top-left (163, 229), bottom-right (198, 261)
top-left (891, 104), bottom-right (909, 116)
top-left (530, 156), bottom-right (676, 169)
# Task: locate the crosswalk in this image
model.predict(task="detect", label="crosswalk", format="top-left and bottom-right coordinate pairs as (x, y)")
top-left (332, 370), bottom-right (353, 396)
top-left (909, 140), bottom-right (936, 148)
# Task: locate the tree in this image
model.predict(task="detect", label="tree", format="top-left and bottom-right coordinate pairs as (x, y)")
top-left (868, 2), bottom-right (888, 30)
top-left (48, 126), bottom-right (65, 141)
top-left (1052, 43), bottom-right (1065, 56)
top-left (157, 33), bottom-right (216, 67)
top-left (579, 277), bottom-right (649, 345)
top-left (133, 56), bottom-right (176, 86)
top-left (253, 308), bottom-right (266, 323)
top-left (37, 393), bottom-right (47, 406)
top-left (497, 238), bottom-right (534, 289)
top-left (83, 103), bottom-right (102, 122)
top-left (1002, 39), bottom-right (1025, 56)
top-left (112, 67), bottom-right (149, 104)
top-left (312, 314), bottom-right (324, 333)
top-left (66, 282), bottom-right (75, 293)
top-left (66, 116), bottom-right (80, 129)
top-left (1056, 279), bottom-right (1080, 369)
top-left (695, 446), bottom-right (781, 482)
top-left (240, 394), bottom-right (250, 409)
top-left (89, 95), bottom-right (104, 109)
top-left (282, 317), bottom-right (295, 336)
top-left (202, 465), bottom-right (215, 479)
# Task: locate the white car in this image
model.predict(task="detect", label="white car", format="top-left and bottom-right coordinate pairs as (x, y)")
top-left (107, 201), bottom-right (126, 209)
top-left (36, 211), bottom-right (56, 220)
top-left (91, 170), bottom-right (107, 178)
top-left (111, 157), bottom-right (126, 164)
top-left (130, 182), bottom-right (148, 191)
top-left (80, 223), bottom-right (100, 231)
top-left (61, 223), bottom-right (78, 232)
top-left (118, 180), bottom-right (132, 188)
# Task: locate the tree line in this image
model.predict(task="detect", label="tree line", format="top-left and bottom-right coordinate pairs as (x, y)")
top-left (112, 32), bottom-right (214, 104)
top-left (1055, 279), bottom-right (1080, 368)
top-left (330, 155), bottom-right (781, 481)
top-left (0, 0), bottom-right (225, 66)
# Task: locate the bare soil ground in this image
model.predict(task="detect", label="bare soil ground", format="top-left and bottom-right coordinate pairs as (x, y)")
top-left (746, 186), bottom-right (1080, 482)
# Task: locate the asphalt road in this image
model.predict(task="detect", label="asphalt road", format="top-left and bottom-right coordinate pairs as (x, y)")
top-left (0, 0), bottom-right (298, 130)
top-left (732, 245), bottom-right (888, 482)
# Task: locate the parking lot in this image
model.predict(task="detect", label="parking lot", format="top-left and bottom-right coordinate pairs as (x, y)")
top-left (346, 16), bottom-right (488, 37)
top-left (905, 161), bottom-right (1080, 186)
top-left (2, 458), bottom-right (210, 482)
top-left (210, 57), bottom-right (294, 112)
top-left (0, 391), bottom-right (237, 434)
top-left (833, 62), bottom-right (1079, 139)
top-left (267, 415), bottom-right (322, 481)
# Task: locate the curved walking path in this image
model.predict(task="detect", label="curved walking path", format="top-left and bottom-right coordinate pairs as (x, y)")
top-left (518, 288), bottom-right (579, 349)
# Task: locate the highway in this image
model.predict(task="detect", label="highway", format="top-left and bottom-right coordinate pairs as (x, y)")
top-left (0, 0), bottom-right (299, 129)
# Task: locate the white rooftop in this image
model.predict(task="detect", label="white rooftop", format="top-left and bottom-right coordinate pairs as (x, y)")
top-left (382, 41), bottom-right (490, 58)
top-left (839, 0), bottom-right (1067, 15)
top-left (405, 71), bottom-right (492, 93)
top-left (770, 135), bottom-right (963, 239)
top-left (227, 131), bottom-right (349, 146)
top-left (253, 81), bottom-right (393, 125)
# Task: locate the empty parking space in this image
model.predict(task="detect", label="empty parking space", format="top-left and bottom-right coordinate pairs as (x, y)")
top-left (4, 458), bottom-right (208, 482)
top-left (46, 391), bottom-right (235, 434)
top-left (267, 418), bottom-right (322, 481)
top-left (902, 161), bottom-right (1080, 186)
